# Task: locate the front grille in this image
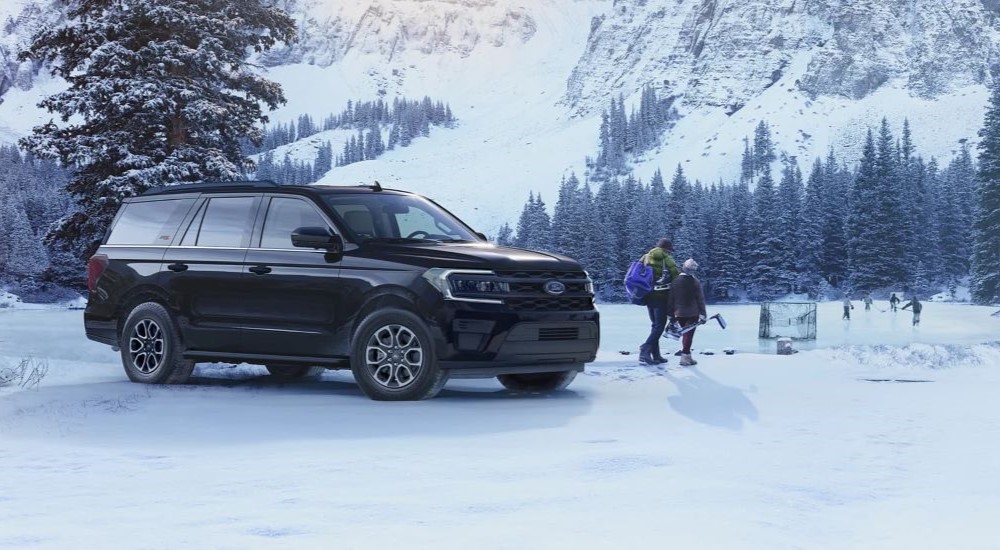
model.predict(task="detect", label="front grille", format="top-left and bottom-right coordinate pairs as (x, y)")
top-left (506, 296), bottom-right (594, 312)
top-left (447, 270), bottom-right (593, 311)
top-left (492, 270), bottom-right (593, 311)
top-left (538, 327), bottom-right (580, 341)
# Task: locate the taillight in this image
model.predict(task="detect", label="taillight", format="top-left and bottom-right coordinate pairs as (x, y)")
top-left (87, 254), bottom-right (109, 293)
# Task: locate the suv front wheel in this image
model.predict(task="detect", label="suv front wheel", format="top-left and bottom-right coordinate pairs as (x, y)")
top-left (119, 302), bottom-right (195, 384)
top-left (350, 309), bottom-right (448, 401)
top-left (497, 370), bottom-right (578, 393)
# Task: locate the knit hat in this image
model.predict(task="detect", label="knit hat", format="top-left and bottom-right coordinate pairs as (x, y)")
top-left (683, 258), bottom-right (699, 271)
top-left (656, 238), bottom-right (674, 251)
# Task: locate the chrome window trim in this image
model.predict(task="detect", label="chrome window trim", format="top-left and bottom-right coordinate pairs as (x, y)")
top-left (241, 326), bottom-right (326, 335)
top-left (102, 244), bottom-right (332, 253)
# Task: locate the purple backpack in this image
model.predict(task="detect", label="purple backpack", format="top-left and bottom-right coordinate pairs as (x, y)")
top-left (624, 256), bottom-right (654, 305)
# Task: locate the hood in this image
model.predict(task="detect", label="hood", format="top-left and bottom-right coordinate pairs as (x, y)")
top-left (353, 241), bottom-right (583, 272)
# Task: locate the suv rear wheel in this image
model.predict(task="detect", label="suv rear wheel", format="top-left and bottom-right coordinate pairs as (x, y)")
top-left (119, 302), bottom-right (194, 384)
top-left (497, 370), bottom-right (578, 393)
top-left (350, 309), bottom-right (448, 401)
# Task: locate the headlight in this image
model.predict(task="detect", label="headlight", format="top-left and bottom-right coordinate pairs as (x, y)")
top-left (451, 279), bottom-right (510, 294)
top-left (422, 268), bottom-right (506, 304)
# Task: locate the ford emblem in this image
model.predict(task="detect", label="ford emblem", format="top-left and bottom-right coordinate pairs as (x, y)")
top-left (543, 280), bottom-right (566, 295)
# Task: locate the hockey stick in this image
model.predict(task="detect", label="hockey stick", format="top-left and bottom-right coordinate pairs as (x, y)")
top-left (678, 313), bottom-right (727, 335)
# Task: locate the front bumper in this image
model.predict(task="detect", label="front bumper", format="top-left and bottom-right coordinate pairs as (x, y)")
top-left (429, 300), bottom-right (600, 377)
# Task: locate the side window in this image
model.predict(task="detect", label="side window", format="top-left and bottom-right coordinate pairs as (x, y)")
top-left (106, 199), bottom-right (195, 245)
top-left (193, 197), bottom-right (257, 248)
top-left (260, 198), bottom-right (330, 249)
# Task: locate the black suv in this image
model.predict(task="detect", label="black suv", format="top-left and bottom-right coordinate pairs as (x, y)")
top-left (84, 181), bottom-right (600, 400)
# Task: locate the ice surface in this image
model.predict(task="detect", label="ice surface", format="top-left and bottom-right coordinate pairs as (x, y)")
top-left (2, 303), bottom-right (999, 547)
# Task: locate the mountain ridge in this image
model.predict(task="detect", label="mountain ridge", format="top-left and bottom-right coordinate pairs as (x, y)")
top-left (0, 0), bottom-right (996, 234)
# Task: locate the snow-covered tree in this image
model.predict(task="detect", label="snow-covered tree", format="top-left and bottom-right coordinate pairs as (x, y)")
top-left (0, 193), bottom-right (48, 278)
top-left (798, 159), bottom-right (825, 296)
top-left (747, 165), bottom-right (783, 299)
top-left (514, 193), bottom-right (552, 252)
top-left (972, 82), bottom-right (1000, 305)
top-left (20, 0), bottom-right (297, 259)
top-left (776, 156), bottom-right (804, 293)
top-left (494, 223), bottom-right (514, 246)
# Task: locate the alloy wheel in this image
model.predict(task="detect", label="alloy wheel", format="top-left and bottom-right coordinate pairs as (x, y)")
top-left (129, 319), bottom-right (165, 374)
top-left (365, 324), bottom-right (423, 389)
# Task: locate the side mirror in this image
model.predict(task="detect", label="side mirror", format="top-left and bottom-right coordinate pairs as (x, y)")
top-left (292, 227), bottom-right (343, 253)
top-left (475, 231), bottom-right (487, 241)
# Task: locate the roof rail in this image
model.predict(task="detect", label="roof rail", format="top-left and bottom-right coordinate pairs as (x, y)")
top-left (142, 180), bottom-right (279, 196)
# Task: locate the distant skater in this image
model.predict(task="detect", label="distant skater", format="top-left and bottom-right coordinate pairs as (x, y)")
top-left (901, 296), bottom-right (923, 326)
top-left (863, 293), bottom-right (873, 311)
top-left (889, 293), bottom-right (901, 312)
top-left (842, 296), bottom-right (854, 320)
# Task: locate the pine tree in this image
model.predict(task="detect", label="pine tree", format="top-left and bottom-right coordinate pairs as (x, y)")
top-left (514, 193), bottom-right (553, 252)
top-left (666, 165), bottom-right (688, 239)
top-left (848, 129), bottom-right (896, 291)
top-left (495, 223), bottom-right (514, 246)
top-left (776, 156), bottom-right (804, 293)
top-left (972, 81), bottom-right (1000, 304)
top-left (752, 121), bottom-right (776, 178)
top-left (594, 177), bottom-right (628, 298)
top-left (19, 0), bottom-right (296, 259)
top-left (799, 158), bottom-right (826, 296)
top-left (747, 165), bottom-right (783, 299)
top-left (740, 138), bottom-right (754, 184)
top-left (821, 150), bottom-right (850, 289)
top-left (710, 186), bottom-right (742, 300)
top-left (0, 193), bottom-right (48, 278)
top-left (552, 174), bottom-right (586, 262)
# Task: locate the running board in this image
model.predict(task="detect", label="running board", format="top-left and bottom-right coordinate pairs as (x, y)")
top-left (183, 350), bottom-right (350, 368)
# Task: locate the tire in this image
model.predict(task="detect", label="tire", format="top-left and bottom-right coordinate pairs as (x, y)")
top-left (119, 302), bottom-right (194, 384)
top-left (497, 369), bottom-right (578, 393)
top-left (265, 365), bottom-right (325, 380)
top-left (350, 309), bottom-right (448, 401)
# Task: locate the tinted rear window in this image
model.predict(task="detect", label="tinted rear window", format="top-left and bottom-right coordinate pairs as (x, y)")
top-left (193, 197), bottom-right (257, 247)
top-left (107, 199), bottom-right (195, 246)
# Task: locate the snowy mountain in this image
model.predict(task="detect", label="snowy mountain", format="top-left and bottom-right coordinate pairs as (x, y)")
top-left (1, 0), bottom-right (997, 234)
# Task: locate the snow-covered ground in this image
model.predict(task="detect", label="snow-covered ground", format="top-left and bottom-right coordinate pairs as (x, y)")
top-left (2, 303), bottom-right (1000, 548)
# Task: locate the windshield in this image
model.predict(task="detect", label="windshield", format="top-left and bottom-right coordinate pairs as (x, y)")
top-left (323, 193), bottom-right (479, 243)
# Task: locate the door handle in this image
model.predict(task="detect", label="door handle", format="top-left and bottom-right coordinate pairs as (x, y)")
top-left (167, 263), bottom-right (188, 272)
top-left (249, 265), bottom-right (272, 275)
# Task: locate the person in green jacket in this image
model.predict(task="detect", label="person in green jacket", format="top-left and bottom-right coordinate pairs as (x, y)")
top-left (639, 238), bottom-right (680, 365)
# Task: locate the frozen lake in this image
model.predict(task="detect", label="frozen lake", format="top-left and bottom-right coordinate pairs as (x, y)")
top-left (2, 303), bottom-right (1000, 548)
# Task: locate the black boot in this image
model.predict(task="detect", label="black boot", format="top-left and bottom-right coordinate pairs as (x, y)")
top-left (639, 344), bottom-right (655, 365)
top-left (651, 342), bottom-right (669, 364)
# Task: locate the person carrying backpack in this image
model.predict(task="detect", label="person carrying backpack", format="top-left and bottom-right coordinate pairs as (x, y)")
top-left (901, 295), bottom-right (923, 326)
top-left (638, 238), bottom-right (679, 365)
top-left (671, 258), bottom-right (707, 366)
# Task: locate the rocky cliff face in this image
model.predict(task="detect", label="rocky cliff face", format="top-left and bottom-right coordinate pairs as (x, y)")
top-left (258, 0), bottom-right (538, 67)
top-left (0, 1), bottom-right (55, 104)
top-left (566, 0), bottom-right (1000, 115)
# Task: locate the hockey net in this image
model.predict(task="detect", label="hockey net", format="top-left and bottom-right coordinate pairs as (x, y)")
top-left (759, 302), bottom-right (817, 340)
